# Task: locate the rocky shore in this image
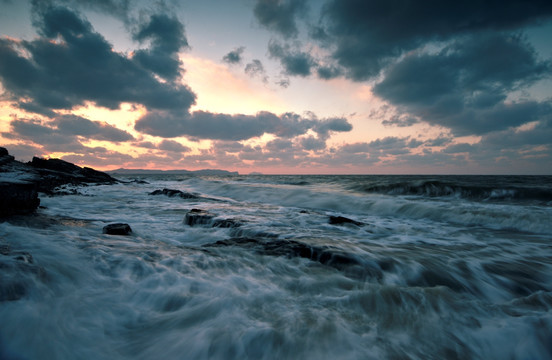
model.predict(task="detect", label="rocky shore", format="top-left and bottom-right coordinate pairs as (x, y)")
top-left (0, 147), bottom-right (118, 217)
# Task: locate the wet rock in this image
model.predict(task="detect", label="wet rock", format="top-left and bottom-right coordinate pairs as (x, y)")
top-left (0, 148), bottom-right (41, 216)
top-left (328, 215), bottom-right (363, 226)
top-left (149, 188), bottom-right (199, 199)
top-left (103, 223), bottom-right (132, 235)
top-left (205, 237), bottom-right (382, 279)
top-left (183, 209), bottom-right (242, 228)
top-left (0, 181), bottom-right (40, 217)
top-left (184, 209), bottom-right (215, 226)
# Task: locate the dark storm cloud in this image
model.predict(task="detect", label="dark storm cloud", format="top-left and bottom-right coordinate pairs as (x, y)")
top-left (54, 115), bottom-right (134, 142)
top-left (373, 34), bottom-right (551, 135)
top-left (132, 13), bottom-right (188, 81)
top-left (315, 0), bottom-right (552, 80)
top-left (134, 110), bottom-right (352, 141)
top-left (16, 102), bottom-right (57, 118)
top-left (268, 40), bottom-right (316, 77)
top-left (253, 0), bottom-right (307, 38)
top-left (223, 47), bottom-right (245, 64)
top-left (5, 116), bottom-right (134, 143)
top-left (482, 118), bottom-right (552, 147)
top-left (0, 6), bottom-right (196, 112)
top-left (316, 65), bottom-right (342, 80)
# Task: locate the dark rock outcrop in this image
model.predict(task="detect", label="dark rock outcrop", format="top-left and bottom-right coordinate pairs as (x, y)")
top-left (204, 237), bottom-right (382, 279)
top-left (103, 223), bottom-right (132, 235)
top-left (28, 156), bottom-right (117, 193)
top-left (1, 147), bottom-right (40, 216)
top-left (1, 147), bottom-right (118, 217)
top-left (328, 215), bottom-right (364, 226)
top-left (149, 188), bottom-right (199, 199)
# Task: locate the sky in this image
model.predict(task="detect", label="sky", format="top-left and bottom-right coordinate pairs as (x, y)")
top-left (0, 0), bottom-right (551, 174)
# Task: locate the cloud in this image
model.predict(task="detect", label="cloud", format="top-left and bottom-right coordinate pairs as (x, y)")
top-left (244, 59), bottom-right (268, 82)
top-left (316, 65), bottom-right (342, 80)
top-left (373, 34), bottom-right (551, 135)
top-left (134, 110), bottom-right (352, 141)
top-left (268, 40), bottom-right (316, 77)
top-left (132, 13), bottom-right (189, 81)
top-left (314, 0), bottom-right (552, 80)
top-left (158, 139), bottom-right (191, 153)
top-left (0, 6), bottom-right (196, 112)
top-left (300, 136), bottom-right (326, 151)
top-left (54, 115), bottom-right (134, 142)
top-left (223, 47), bottom-right (245, 64)
top-left (381, 115), bottom-right (419, 128)
top-left (312, 116), bottom-right (352, 137)
top-left (253, 0), bottom-right (308, 38)
top-left (4, 115), bottom-right (134, 147)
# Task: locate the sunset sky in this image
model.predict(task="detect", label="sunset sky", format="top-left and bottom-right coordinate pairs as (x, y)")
top-left (1, 0), bottom-right (551, 174)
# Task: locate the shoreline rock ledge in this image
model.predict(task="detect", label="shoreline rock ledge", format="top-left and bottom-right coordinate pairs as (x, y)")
top-left (0, 147), bottom-right (118, 217)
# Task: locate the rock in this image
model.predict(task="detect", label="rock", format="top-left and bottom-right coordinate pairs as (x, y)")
top-left (184, 209), bottom-right (215, 226)
top-left (1, 147), bottom-right (118, 216)
top-left (328, 215), bottom-right (363, 226)
top-left (0, 148), bottom-right (40, 216)
top-left (204, 237), bottom-right (382, 280)
top-left (103, 223), bottom-right (132, 235)
top-left (149, 188), bottom-right (199, 199)
top-left (29, 157), bottom-right (118, 193)
top-left (183, 209), bottom-right (242, 228)
top-left (0, 181), bottom-right (41, 217)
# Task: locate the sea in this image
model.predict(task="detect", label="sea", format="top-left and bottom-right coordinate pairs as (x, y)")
top-left (1, 175), bottom-right (551, 359)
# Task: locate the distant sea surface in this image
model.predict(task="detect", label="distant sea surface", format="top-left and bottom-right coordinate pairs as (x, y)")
top-left (1, 175), bottom-right (551, 359)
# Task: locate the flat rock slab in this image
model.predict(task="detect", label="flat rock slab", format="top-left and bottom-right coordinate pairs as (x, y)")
top-left (103, 223), bottom-right (132, 235)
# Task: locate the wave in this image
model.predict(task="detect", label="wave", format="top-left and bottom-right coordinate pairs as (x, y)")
top-left (169, 176), bottom-right (552, 235)
top-left (350, 178), bottom-right (552, 203)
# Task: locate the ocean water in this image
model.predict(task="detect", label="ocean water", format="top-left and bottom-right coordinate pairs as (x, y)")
top-left (1, 175), bottom-right (551, 359)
